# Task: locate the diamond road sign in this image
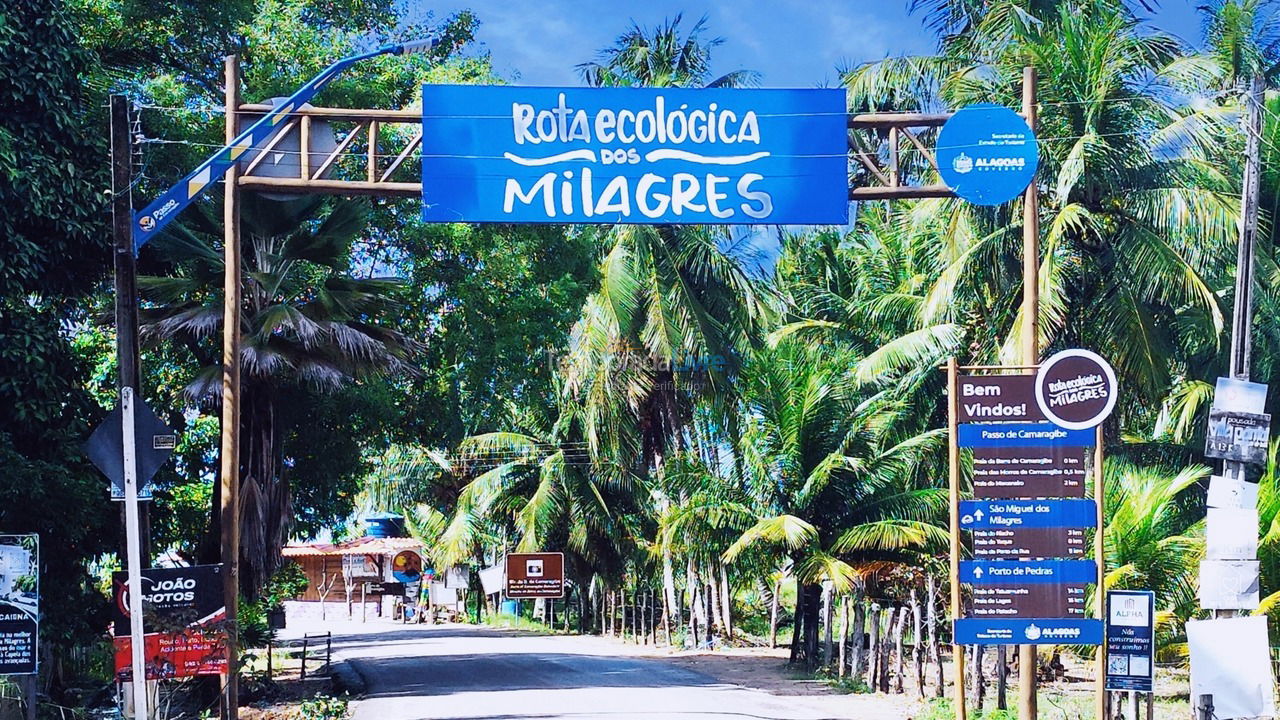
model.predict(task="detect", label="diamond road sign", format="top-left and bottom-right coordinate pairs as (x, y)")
top-left (83, 400), bottom-right (177, 500)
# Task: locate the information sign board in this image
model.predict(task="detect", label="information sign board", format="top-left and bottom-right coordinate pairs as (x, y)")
top-left (960, 559), bottom-right (1097, 585)
top-left (504, 552), bottom-right (565, 599)
top-left (421, 86), bottom-right (849, 225)
top-left (936, 104), bottom-right (1039, 206)
top-left (955, 617), bottom-right (1102, 645)
top-left (110, 565), bottom-right (227, 681)
top-left (972, 527), bottom-right (1087, 558)
top-left (1105, 590), bottom-right (1154, 692)
top-left (972, 583), bottom-right (1087, 618)
top-left (958, 423), bottom-right (1094, 448)
top-left (957, 375), bottom-right (1044, 423)
top-left (972, 445), bottom-right (1088, 498)
top-left (959, 499), bottom-right (1097, 530)
top-left (0, 535), bottom-right (38, 675)
top-left (1205, 410), bottom-right (1271, 465)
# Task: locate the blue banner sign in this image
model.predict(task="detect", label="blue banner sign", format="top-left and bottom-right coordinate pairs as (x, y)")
top-left (958, 423), bottom-right (1094, 448)
top-left (1105, 590), bottom-right (1154, 692)
top-left (959, 499), bottom-right (1097, 530)
top-left (937, 103), bottom-right (1039, 206)
top-left (960, 559), bottom-right (1097, 585)
top-left (420, 86), bottom-right (849, 225)
top-left (955, 618), bottom-right (1102, 645)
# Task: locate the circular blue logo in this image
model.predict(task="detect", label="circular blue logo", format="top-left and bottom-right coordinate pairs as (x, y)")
top-left (936, 103), bottom-right (1038, 206)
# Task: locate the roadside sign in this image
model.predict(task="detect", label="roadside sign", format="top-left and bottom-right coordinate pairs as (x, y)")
top-left (1205, 410), bottom-right (1270, 465)
top-left (83, 400), bottom-right (177, 500)
top-left (936, 103), bottom-right (1039, 206)
top-left (364, 581), bottom-right (405, 596)
top-left (420, 86), bottom-right (849, 226)
top-left (504, 552), bottom-right (565, 599)
top-left (1033, 349), bottom-right (1117, 430)
top-left (1106, 590), bottom-right (1154, 692)
top-left (959, 499), bottom-right (1097, 530)
top-left (961, 559), bottom-right (1096, 585)
top-left (342, 554), bottom-right (380, 581)
top-left (1198, 560), bottom-right (1260, 609)
top-left (391, 550), bottom-right (423, 583)
top-left (110, 565), bottom-right (227, 681)
top-left (972, 445), bottom-right (1088, 498)
top-left (0, 535), bottom-right (38, 675)
top-left (972, 527), bottom-right (1087, 558)
top-left (958, 423), bottom-right (1095, 448)
top-left (972, 583), bottom-right (1088, 618)
top-left (955, 617), bottom-right (1103, 645)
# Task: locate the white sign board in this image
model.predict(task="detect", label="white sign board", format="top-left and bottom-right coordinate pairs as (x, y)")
top-left (1214, 377), bottom-right (1268, 414)
top-left (1207, 475), bottom-right (1259, 510)
top-left (1198, 560), bottom-right (1260, 609)
top-left (479, 564), bottom-right (504, 595)
top-left (1189, 616), bottom-right (1275, 719)
top-left (1205, 508), bottom-right (1259, 560)
top-left (429, 582), bottom-right (458, 606)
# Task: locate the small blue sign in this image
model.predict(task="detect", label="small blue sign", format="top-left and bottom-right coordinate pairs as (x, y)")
top-left (958, 423), bottom-right (1095, 448)
top-left (937, 103), bottom-right (1038, 206)
top-left (420, 86), bottom-right (849, 225)
top-left (961, 559), bottom-right (1097, 585)
top-left (1105, 590), bottom-right (1155, 692)
top-left (955, 618), bottom-right (1102, 645)
top-left (960, 499), bottom-right (1097, 530)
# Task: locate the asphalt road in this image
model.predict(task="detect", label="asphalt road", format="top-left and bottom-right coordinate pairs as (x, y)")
top-left (331, 624), bottom-right (846, 720)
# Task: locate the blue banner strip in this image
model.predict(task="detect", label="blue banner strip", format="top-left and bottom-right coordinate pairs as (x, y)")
top-left (955, 618), bottom-right (1102, 645)
top-left (960, 559), bottom-right (1097, 585)
top-left (959, 499), bottom-right (1097, 529)
top-left (958, 423), bottom-right (1095, 448)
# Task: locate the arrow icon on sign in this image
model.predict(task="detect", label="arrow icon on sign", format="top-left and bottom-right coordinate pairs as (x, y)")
top-left (974, 509), bottom-right (984, 521)
top-left (973, 566), bottom-right (984, 579)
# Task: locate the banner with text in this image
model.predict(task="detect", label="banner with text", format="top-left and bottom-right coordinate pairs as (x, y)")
top-left (420, 86), bottom-right (849, 225)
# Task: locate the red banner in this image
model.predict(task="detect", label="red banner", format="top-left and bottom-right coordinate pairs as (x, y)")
top-left (113, 628), bottom-right (227, 681)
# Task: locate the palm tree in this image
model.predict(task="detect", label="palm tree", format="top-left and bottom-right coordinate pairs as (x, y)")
top-left (722, 340), bottom-right (946, 668)
top-left (139, 194), bottom-right (418, 596)
top-left (576, 14), bottom-right (759, 89)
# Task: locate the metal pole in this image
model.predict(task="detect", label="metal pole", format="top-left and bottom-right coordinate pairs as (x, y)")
top-left (110, 94), bottom-right (149, 720)
top-left (121, 387), bottom-right (148, 719)
top-left (947, 357), bottom-right (967, 720)
top-left (219, 54), bottom-right (243, 720)
top-left (1095, 426), bottom-right (1107, 720)
top-left (1019, 64), bottom-right (1040, 720)
top-left (1229, 75), bottom-right (1263, 383)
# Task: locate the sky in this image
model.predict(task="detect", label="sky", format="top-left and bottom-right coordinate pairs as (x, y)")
top-left (417, 0), bottom-right (1207, 88)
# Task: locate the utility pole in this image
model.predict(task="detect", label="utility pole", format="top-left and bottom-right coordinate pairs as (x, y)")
top-left (110, 95), bottom-right (149, 720)
top-left (219, 55), bottom-right (243, 720)
top-left (1018, 65), bottom-right (1040, 720)
top-left (1229, 75), bottom-right (1263, 387)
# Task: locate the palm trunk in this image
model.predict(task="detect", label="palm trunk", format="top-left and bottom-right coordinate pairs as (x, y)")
top-left (878, 606), bottom-right (894, 693)
top-left (687, 556), bottom-right (701, 647)
top-left (768, 576), bottom-right (781, 649)
top-left (867, 602), bottom-right (880, 688)
top-left (788, 585), bottom-right (804, 664)
top-left (718, 563), bottom-right (732, 641)
top-left (894, 606), bottom-right (907, 694)
top-left (996, 644), bottom-right (1008, 710)
top-left (927, 573), bottom-right (944, 698)
top-left (802, 583), bottom-right (821, 670)
top-left (838, 596), bottom-right (849, 679)
top-left (911, 587), bottom-right (924, 698)
top-left (821, 583), bottom-right (834, 668)
top-left (850, 594), bottom-right (867, 683)
top-left (971, 645), bottom-right (986, 710)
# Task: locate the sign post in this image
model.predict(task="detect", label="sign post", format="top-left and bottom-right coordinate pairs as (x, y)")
top-left (120, 388), bottom-right (149, 719)
top-left (1105, 590), bottom-right (1154, 694)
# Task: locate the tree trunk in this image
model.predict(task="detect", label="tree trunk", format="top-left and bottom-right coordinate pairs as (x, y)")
top-left (894, 606), bottom-right (907, 694)
top-left (802, 583), bottom-right (821, 670)
top-left (838, 596), bottom-right (849, 679)
top-left (971, 644), bottom-right (986, 710)
top-left (850, 594), bottom-right (867, 684)
top-left (911, 587), bottom-right (924, 697)
top-left (878, 606), bottom-right (895, 693)
top-left (868, 602), bottom-right (881, 688)
top-left (788, 585), bottom-right (804, 664)
top-left (927, 573), bottom-right (944, 698)
top-left (662, 546), bottom-right (677, 646)
top-left (768, 576), bottom-right (781, 649)
top-left (687, 556), bottom-right (701, 648)
top-left (707, 575), bottom-right (723, 637)
top-left (996, 644), bottom-right (1008, 710)
top-left (719, 563), bottom-right (733, 641)
top-left (821, 583), bottom-right (834, 668)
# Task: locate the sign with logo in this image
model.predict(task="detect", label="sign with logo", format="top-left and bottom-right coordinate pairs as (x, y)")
top-left (0, 535), bottom-right (38, 675)
top-left (1106, 590), bottom-right (1154, 692)
top-left (504, 552), bottom-right (565, 599)
top-left (972, 583), bottom-right (1087, 617)
top-left (364, 581), bottom-right (405, 596)
top-left (420, 86), bottom-right (849, 225)
top-left (342, 554), bottom-right (380, 581)
top-left (83, 400), bottom-right (178, 500)
top-left (936, 103), bottom-right (1039, 206)
top-left (1205, 410), bottom-right (1270, 465)
top-left (1198, 559), bottom-right (1260, 610)
top-left (972, 527), bottom-right (1087, 558)
top-left (972, 445), bottom-right (1088, 498)
top-left (955, 617), bottom-right (1102, 645)
top-left (110, 565), bottom-right (227, 681)
top-left (957, 375), bottom-right (1045, 423)
top-left (1034, 349), bottom-right (1118, 430)
top-left (391, 550), bottom-right (423, 583)
top-left (959, 499), bottom-right (1096, 530)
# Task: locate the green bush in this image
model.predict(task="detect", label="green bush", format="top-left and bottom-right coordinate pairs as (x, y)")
top-left (263, 562), bottom-right (310, 610)
top-left (295, 694), bottom-right (349, 720)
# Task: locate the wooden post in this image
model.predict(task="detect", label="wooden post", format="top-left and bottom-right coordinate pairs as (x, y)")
top-left (219, 54), bottom-right (242, 720)
top-left (947, 357), bottom-right (966, 720)
top-left (1095, 426), bottom-right (1107, 720)
top-left (367, 120), bottom-right (378, 181)
top-left (299, 115), bottom-right (311, 181)
top-left (1018, 64), bottom-right (1040, 720)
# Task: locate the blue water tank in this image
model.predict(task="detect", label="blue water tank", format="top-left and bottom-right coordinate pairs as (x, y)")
top-left (364, 513), bottom-right (406, 538)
